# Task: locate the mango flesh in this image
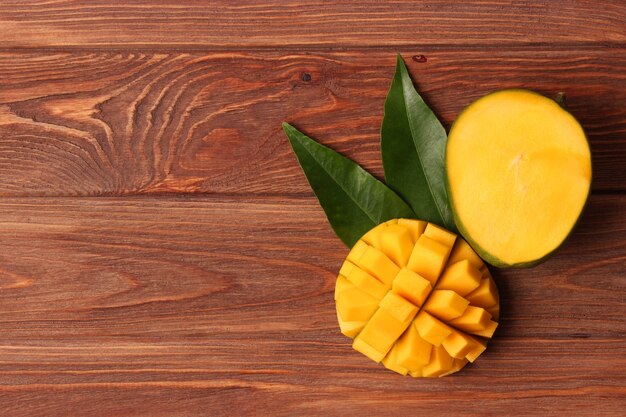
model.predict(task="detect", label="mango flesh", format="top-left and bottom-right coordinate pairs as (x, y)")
top-left (335, 219), bottom-right (500, 377)
top-left (446, 90), bottom-right (591, 267)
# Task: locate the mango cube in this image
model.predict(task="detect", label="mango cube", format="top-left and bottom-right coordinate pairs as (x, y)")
top-left (465, 338), bottom-right (487, 363)
top-left (346, 267), bottom-right (389, 299)
top-left (391, 268), bottom-right (432, 306)
top-left (353, 308), bottom-right (412, 361)
top-left (380, 224), bottom-right (414, 266)
top-left (448, 306), bottom-right (493, 333)
top-left (424, 290), bottom-right (470, 321)
top-left (378, 292), bottom-right (418, 323)
top-left (437, 259), bottom-right (482, 296)
top-left (442, 330), bottom-right (480, 359)
top-left (422, 345), bottom-right (454, 377)
top-left (407, 235), bottom-right (451, 284)
top-left (352, 338), bottom-right (386, 363)
top-left (362, 224), bottom-right (387, 249)
top-left (471, 319), bottom-right (498, 338)
top-left (347, 240), bottom-right (368, 264)
top-left (398, 218), bottom-right (427, 242)
top-left (336, 287), bottom-right (379, 322)
top-left (336, 312), bottom-right (365, 338)
top-left (466, 277), bottom-right (499, 308)
top-left (423, 223), bottom-right (457, 247)
top-left (414, 311), bottom-right (452, 346)
top-left (448, 239), bottom-right (484, 269)
top-left (395, 324), bottom-right (432, 370)
top-left (339, 260), bottom-right (356, 277)
top-left (382, 343), bottom-right (409, 375)
top-left (334, 275), bottom-right (352, 300)
top-left (441, 358), bottom-right (469, 377)
top-left (355, 246), bottom-right (400, 285)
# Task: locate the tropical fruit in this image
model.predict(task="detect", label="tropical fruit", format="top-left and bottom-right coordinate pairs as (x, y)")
top-left (446, 90), bottom-right (592, 267)
top-left (335, 219), bottom-right (499, 377)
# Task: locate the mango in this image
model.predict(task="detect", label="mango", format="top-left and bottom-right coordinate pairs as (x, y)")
top-left (424, 290), bottom-right (470, 321)
top-left (466, 277), bottom-right (499, 308)
top-left (398, 218), bottom-right (427, 242)
top-left (335, 220), bottom-right (499, 377)
top-left (345, 266), bottom-right (389, 300)
top-left (436, 259), bottom-right (482, 296)
top-left (336, 287), bottom-right (379, 322)
top-left (446, 90), bottom-right (591, 267)
top-left (380, 224), bottom-right (414, 266)
top-left (391, 268), bottom-right (431, 306)
top-left (407, 234), bottom-right (451, 284)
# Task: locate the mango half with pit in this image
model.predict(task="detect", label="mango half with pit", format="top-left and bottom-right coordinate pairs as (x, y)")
top-left (335, 219), bottom-right (499, 377)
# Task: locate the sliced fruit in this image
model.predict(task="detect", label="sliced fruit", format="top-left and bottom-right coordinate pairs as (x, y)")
top-left (335, 220), bottom-right (499, 377)
top-left (466, 277), bottom-right (499, 308)
top-left (414, 311), bottom-right (452, 346)
top-left (382, 343), bottom-right (409, 375)
top-left (395, 325), bottom-right (432, 371)
top-left (354, 246), bottom-right (400, 285)
top-left (422, 345), bottom-right (454, 377)
top-left (334, 275), bottom-right (352, 300)
top-left (448, 239), bottom-right (484, 269)
top-left (448, 306), bottom-right (494, 334)
top-left (446, 89), bottom-right (592, 267)
top-left (345, 266), bottom-right (389, 300)
top-left (423, 223), bottom-right (457, 248)
top-left (336, 312), bottom-right (365, 338)
top-left (407, 234), bottom-right (451, 284)
top-left (380, 224), bottom-right (414, 266)
top-left (391, 268), bottom-right (431, 306)
top-left (424, 290), bottom-right (470, 321)
top-left (398, 218), bottom-right (427, 242)
top-left (336, 287), bottom-right (379, 322)
top-left (437, 259), bottom-right (482, 296)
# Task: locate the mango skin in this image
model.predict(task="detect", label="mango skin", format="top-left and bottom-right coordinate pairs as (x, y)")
top-left (445, 89), bottom-right (592, 268)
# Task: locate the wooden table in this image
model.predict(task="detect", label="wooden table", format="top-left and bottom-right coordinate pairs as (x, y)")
top-left (0, 2), bottom-right (624, 416)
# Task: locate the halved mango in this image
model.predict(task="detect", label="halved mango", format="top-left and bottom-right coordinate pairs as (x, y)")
top-left (447, 89), bottom-right (591, 267)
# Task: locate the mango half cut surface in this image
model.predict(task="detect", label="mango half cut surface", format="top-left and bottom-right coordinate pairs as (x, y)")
top-left (446, 90), bottom-right (592, 268)
top-left (335, 219), bottom-right (500, 377)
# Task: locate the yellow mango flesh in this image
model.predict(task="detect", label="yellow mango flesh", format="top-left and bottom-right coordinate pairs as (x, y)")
top-left (391, 268), bottom-right (431, 306)
top-left (407, 235), bottom-right (451, 284)
top-left (424, 290), bottom-right (470, 321)
top-left (335, 220), bottom-right (500, 377)
top-left (447, 89), bottom-right (591, 267)
top-left (437, 260), bottom-right (482, 296)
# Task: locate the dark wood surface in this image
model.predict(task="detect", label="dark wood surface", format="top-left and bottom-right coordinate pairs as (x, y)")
top-left (0, 2), bottom-right (625, 416)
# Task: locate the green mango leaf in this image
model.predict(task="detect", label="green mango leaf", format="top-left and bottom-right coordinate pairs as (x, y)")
top-left (381, 55), bottom-right (457, 232)
top-left (283, 122), bottom-right (416, 248)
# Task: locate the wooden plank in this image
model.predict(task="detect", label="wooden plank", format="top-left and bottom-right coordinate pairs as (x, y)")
top-left (0, 1), bottom-right (624, 48)
top-left (0, 49), bottom-right (624, 196)
top-left (0, 195), bottom-right (624, 415)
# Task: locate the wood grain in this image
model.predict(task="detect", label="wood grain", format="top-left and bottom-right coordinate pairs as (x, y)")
top-left (0, 195), bottom-right (624, 416)
top-left (0, 1), bottom-right (625, 48)
top-left (0, 49), bottom-right (624, 196)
